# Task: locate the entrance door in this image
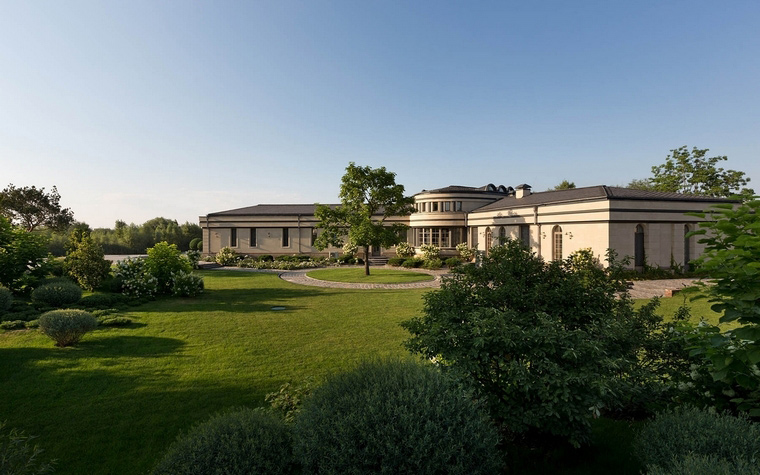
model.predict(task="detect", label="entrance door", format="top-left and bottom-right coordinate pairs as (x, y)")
top-left (371, 246), bottom-right (382, 257)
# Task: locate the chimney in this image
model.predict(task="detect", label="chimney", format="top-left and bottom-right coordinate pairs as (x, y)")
top-left (515, 184), bottom-right (532, 199)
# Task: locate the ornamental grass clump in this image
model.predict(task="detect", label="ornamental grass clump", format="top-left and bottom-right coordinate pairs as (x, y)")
top-left (30, 280), bottom-right (82, 308)
top-left (294, 359), bottom-right (501, 475)
top-left (152, 408), bottom-right (296, 475)
top-left (38, 309), bottom-right (97, 347)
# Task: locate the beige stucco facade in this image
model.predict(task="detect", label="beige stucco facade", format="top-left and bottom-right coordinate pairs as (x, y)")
top-left (200, 184), bottom-right (731, 269)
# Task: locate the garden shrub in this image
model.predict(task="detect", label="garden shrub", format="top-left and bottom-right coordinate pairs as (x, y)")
top-left (184, 250), bottom-right (201, 269)
top-left (25, 319), bottom-right (39, 329)
top-left (38, 309), bottom-right (97, 347)
top-left (0, 320), bottom-right (26, 331)
top-left (0, 421), bottom-right (55, 474)
top-left (0, 216), bottom-right (49, 291)
top-left (114, 257), bottom-right (157, 298)
top-left (152, 408), bottom-right (296, 475)
top-left (418, 243), bottom-right (440, 260)
top-left (97, 316), bottom-right (132, 327)
top-left (145, 242), bottom-right (192, 292)
top-left (215, 246), bottom-right (238, 266)
top-left (0, 286), bottom-right (12, 313)
top-left (79, 293), bottom-right (126, 310)
top-left (64, 232), bottom-right (111, 291)
top-left (445, 257), bottom-right (462, 268)
top-left (403, 239), bottom-right (667, 447)
top-left (387, 257), bottom-right (405, 267)
top-left (258, 254), bottom-right (274, 262)
top-left (395, 241), bottom-right (415, 258)
top-left (170, 271), bottom-right (204, 297)
top-left (402, 257), bottom-right (423, 268)
top-left (188, 237), bottom-right (202, 251)
top-left (342, 241), bottom-right (358, 257)
top-left (423, 258), bottom-right (442, 270)
top-left (31, 280), bottom-right (82, 308)
top-left (647, 453), bottom-right (758, 475)
top-left (266, 379), bottom-right (317, 423)
top-left (294, 359), bottom-right (501, 475)
top-left (455, 242), bottom-right (476, 261)
top-left (633, 406), bottom-right (760, 473)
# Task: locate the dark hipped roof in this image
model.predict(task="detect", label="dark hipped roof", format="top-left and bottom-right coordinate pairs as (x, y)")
top-left (472, 185), bottom-right (737, 213)
top-left (208, 204), bottom-right (338, 217)
top-left (416, 184), bottom-right (510, 195)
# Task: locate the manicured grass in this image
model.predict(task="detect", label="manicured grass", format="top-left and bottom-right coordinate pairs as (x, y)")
top-left (0, 271), bottom-right (427, 474)
top-left (633, 289), bottom-right (727, 327)
top-left (306, 267), bottom-right (435, 283)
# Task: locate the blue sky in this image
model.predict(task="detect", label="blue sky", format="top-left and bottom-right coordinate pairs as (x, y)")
top-left (1, 1), bottom-right (758, 228)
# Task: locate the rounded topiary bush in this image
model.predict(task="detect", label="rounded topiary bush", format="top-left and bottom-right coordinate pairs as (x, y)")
top-left (31, 280), bottom-right (82, 308)
top-left (38, 309), bottom-right (97, 347)
top-left (152, 408), bottom-right (296, 475)
top-left (634, 406), bottom-right (760, 473)
top-left (294, 359), bottom-right (501, 475)
top-left (0, 286), bottom-right (13, 313)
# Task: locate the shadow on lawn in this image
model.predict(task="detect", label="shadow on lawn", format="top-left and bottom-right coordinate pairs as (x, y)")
top-left (144, 287), bottom-right (327, 314)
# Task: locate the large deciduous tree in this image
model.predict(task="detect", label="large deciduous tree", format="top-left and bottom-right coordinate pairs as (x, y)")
top-left (313, 163), bottom-right (415, 275)
top-left (0, 184), bottom-right (74, 231)
top-left (629, 146), bottom-right (753, 199)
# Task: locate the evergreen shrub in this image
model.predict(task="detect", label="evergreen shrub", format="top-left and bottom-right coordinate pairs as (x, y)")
top-left (0, 286), bottom-right (12, 313)
top-left (31, 281), bottom-right (82, 308)
top-left (402, 258), bottom-right (424, 268)
top-left (423, 258), bottom-right (442, 270)
top-left (188, 237), bottom-right (202, 251)
top-left (445, 257), bottom-right (462, 268)
top-left (294, 359), bottom-right (501, 475)
top-left (152, 408), bottom-right (296, 475)
top-left (38, 309), bottom-right (97, 347)
top-left (387, 257), bottom-right (405, 267)
top-left (0, 320), bottom-right (26, 330)
top-left (634, 406), bottom-right (760, 473)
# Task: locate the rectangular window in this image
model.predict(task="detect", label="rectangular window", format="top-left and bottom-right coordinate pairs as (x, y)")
top-left (432, 229), bottom-right (440, 246)
top-left (282, 228), bottom-right (289, 247)
top-left (441, 228), bottom-right (450, 247)
top-left (456, 201), bottom-right (463, 211)
top-left (520, 225), bottom-right (530, 246)
top-left (444, 201), bottom-right (450, 211)
top-left (311, 228), bottom-right (317, 246)
top-left (432, 202), bottom-right (439, 212)
top-left (250, 228), bottom-right (257, 247)
top-left (230, 228), bottom-right (237, 247)
top-left (422, 228), bottom-right (430, 245)
top-left (416, 228), bottom-right (423, 246)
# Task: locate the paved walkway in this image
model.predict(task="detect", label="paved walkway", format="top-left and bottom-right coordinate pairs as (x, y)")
top-left (203, 264), bottom-right (702, 296)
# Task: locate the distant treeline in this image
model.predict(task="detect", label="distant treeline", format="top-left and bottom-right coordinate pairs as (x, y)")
top-left (42, 217), bottom-right (202, 256)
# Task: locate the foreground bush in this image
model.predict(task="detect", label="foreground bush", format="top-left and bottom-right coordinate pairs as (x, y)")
top-left (634, 406), bottom-right (760, 473)
top-left (294, 360), bottom-right (501, 475)
top-left (153, 408), bottom-right (296, 475)
top-left (39, 309), bottom-right (97, 347)
top-left (0, 421), bottom-right (55, 474)
top-left (31, 280), bottom-right (82, 308)
top-left (0, 286), bottom-right (12, 313)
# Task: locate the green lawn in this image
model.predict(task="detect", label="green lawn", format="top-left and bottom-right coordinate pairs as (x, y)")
top-left (0, 271), bottom-right (426, 474)
top-left (633, 289), bottom-right (726, 327)
top-left (306, 267), bottom-right (435, 283)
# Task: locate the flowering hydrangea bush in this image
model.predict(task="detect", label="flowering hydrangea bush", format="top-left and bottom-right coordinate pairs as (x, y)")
top-left (170, 270), bottom-right (204, 297)
top-left (395, 242), bottom-right (415, 258)
top-left (342, 241), bottom-right (358, 256)
top-left (216, 247), bottom-right (238, 266)
top-left (185, 250), bottom-right (202, 269)
top-left (238, 258), bottom-right (325, 270)
top-left (114, 257), bottom-right (158, 298)
top-left (456, 243), bottom-right (476, 261)
top-left (419, 244), bottom-right (440, 260)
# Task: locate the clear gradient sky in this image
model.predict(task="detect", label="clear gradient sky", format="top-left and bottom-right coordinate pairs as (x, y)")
top-left (1, 1), bottom-right (758, 228)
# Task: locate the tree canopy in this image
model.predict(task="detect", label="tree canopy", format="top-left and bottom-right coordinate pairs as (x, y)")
top-left (313, 163), bottom-right (415, 275)
top-left (628, 146), bottom-right (754, 199)
top-left (0, 184), bottom-right (74, 231)
top-left (551, 180), bottom-right (576, 190)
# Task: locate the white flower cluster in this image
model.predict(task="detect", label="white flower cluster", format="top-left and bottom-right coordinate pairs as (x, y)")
top-left (114, 257), bottom-right (158, 298)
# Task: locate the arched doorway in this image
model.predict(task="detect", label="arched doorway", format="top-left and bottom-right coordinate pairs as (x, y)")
top-left (635, 224), bottom-right (645, 271)
top-left (684, 225), bottom-right (692, 271)
top-left (498, 226), bottom-right (506, 244)
top-left (552, 226), bottom-right (562, 260)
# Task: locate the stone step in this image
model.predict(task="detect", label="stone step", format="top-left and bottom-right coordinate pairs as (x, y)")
top-left (368, 257), bottom-right (389, 266)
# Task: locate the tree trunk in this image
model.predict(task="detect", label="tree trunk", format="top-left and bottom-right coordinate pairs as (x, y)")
top-left (364, 246), bottom-right (370, 275)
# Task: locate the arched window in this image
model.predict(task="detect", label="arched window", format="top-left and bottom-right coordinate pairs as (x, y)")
top-left (684, 225), bottom-right (692, 271)
top-left (498, 226), bottom-right (506, 243)
top-left (552, 226), bottom-right (562, 260)
top-left (634, 224), bottom-right (645, 269)
top-left (485, 227), bottom-right (492, 256)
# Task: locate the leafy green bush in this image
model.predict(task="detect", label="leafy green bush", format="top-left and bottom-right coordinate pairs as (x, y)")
top-left (403, 239), bottom-right (663, 447)
top-left (188, 237), bottom-right (202, 251)
top-left (0, 286), bottom-right (12, 313)
top-left (0, 421), bottom-right (55, 474)
top-left (170, 271), bottom-right (204, 297)
top-left (64, 232), bottom-right (111, 291)
top-left (395, 242), bottom-right (415, 258)
top-left (387, 257), bottom-right (405, 267)
top-left (25, 319), bottom-right (39, 329)
top-left (152, 408), bottom-right (296, 475)
top-left (402, 257), bottom-right (424, 268)
top-left (294, 359), bottom-right (501, 475)
top-left (215, 246), bottom-right (238, 266)
top-left (79, 293), bottom-right (127, 310)
top-left (258, 254), bottom-right (274, 262)
top-left (0, 216), bottom-right (49, 291)
top-left (423, 258), bottom-right (442, 270)
top-left (145, 242), bottom-right (192, 293)
top-left (31, 280), bottom-right (82, 308)
top-left (0, 320), bottom-right (26, 330)
top-left (38, 309), bottom-right (97, 347)
top-left (445, 257), bottom-right (462, 268)
top-left (647, 453), bottom-right (758, 475)
top-left (266, 379), bottom-right (317, 424)
top-left (634, 406), bottom-right (760, 473)
top-left (184, 250), bottom-right (201, 269)
top-left (114, 257), bottom-right (157, 298)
